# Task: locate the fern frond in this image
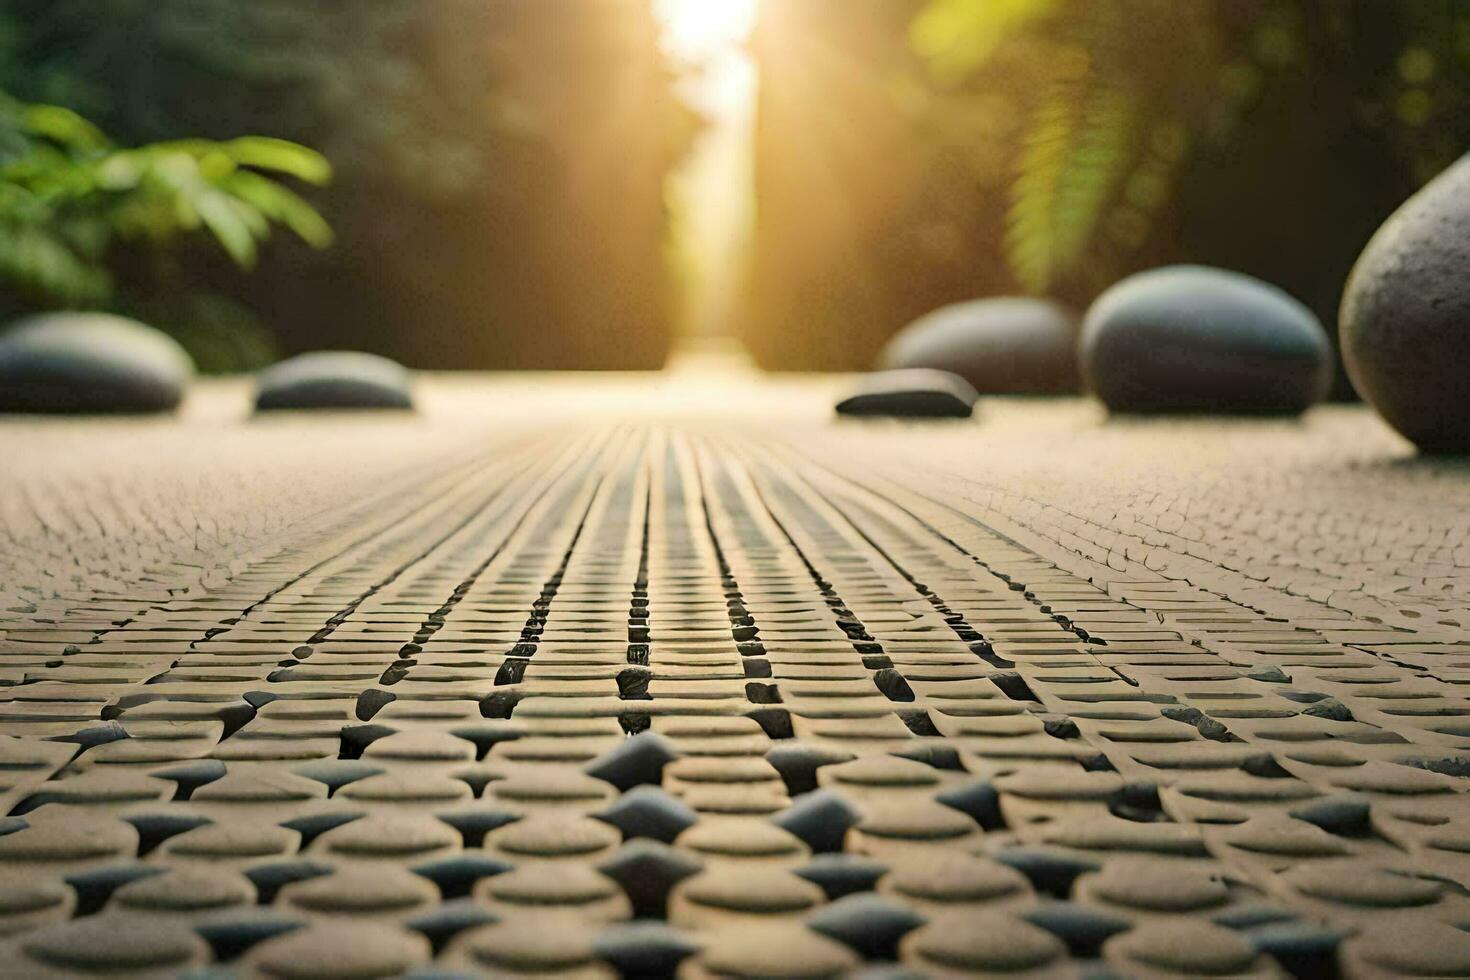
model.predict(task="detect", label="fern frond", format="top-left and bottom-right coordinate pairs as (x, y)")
top-left (1005, 80), bottom-right (1137, 293)
top-left (911, 0), bottom-right (1061, 85)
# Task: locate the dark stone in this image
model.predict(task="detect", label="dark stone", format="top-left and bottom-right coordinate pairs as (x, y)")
top-left (807, 893), bottom-right (926, 960)
top-left (773, 789), bottom-right (862, 853)
top-left (592, 921), bottom-right (700, 978)
top-left (406, 898), bottom-right (498, 953)
top-left (1023, 901), bottom-right (1132, 956)
top-left (1080, 265), bottom-right (1331, 414)
top-left (835, 369), bottom-right (977, 419)
top-left (796, 853), bottom-right (889, 900)
top-left (596, 785), bottom-right (699, 843)
top-left (598, 839), bottom-right (703, 918)
top-left (879, 297), bottom-right (1080, 394)
top-left (766, 743), bottom-right (855, 796)
top-left (584, 731), bottom-right (679, 791)
top-left (1342, 153), bottom-right (1470, 451)
top-left (0, 313), bottom-right (192, 414)
top-left (254, 351), bottom-right (413, 411)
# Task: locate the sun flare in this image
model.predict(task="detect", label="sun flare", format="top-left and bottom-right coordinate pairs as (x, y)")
top-left (656, 0), bottom-right (760, 63)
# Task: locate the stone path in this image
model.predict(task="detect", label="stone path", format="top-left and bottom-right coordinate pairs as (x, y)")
top-left (0, 375), bottom-right (1468, 977)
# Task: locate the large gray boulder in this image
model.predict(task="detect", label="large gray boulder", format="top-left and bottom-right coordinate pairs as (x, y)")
top-left (255, 352), bottom-right (413, 412)
top-left (1080, 266), bottom-right (1332, 414)
top-left (836, 369), bottom-right (977, 419)
top-left (879, 298), bottom-right (1079, 395)
top-left (1341, 154), bottom-right (1470, 452)
top-left (0, 313), bottom-right (193, 414)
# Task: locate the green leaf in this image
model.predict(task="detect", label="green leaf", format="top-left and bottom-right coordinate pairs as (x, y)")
top-left (1005, 80), bottom-right (1138, 293)
top-left (20, 104), bottom-right (110, 154)
top-left (225, 170), bottom-right (334, 248)
top-left (225, 136), bottom-right (333, 185)
top-left (911, 0), bottom-right (1060, 84)
top-left (194, 188), bottom-right (258, 267)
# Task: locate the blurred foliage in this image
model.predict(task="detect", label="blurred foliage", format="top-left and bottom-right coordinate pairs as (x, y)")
top-left (909, 0), bottom-right (1470, 296)
top-left (0, 92), bottom-right (330, 312)
top-left (0, 0), bottom-right (681, 373)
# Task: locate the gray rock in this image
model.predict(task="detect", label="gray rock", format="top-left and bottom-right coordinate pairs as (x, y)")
top-left (1341, 153), bottom-right (1470, 452)
top-left (255, 352), bottom-right (412, 411)
top-left (879, 298), bottom-right (1080, 394)
top-left (1080, 266), bottom-right (1331, 414)
top-left (0, 313), bottom-right (193, 414)
top-left (836, 369), bottom-right (976, 419)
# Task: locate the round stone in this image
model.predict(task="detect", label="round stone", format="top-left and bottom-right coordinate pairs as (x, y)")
top-left (487, 814), bottom-right (620, 857)
top-left (22, 914), bottom-right (209, 972)
top-left (1284, 861), bottom-right (1443, 908)
top-left (1080, 265), bottom-right (1331, 414)
top-left (903, 911), bottom-right (1065, 972)
top-left (455, 918), bottom-right (599, 972)
top-left (1105, 920), bottom-right (1259, 976)
top-left (248, 921), bottom-right (431, 978)
top-left (678, 867), bottom-right (825, 914)
top-left (282, 865), bottom-right (437, 915)
top-left (113, 866), bottom-right (256, 912)
top-left (0, 313), bottom-right (192, 414)
top-left (1348, 917), bottom-right (1470, 976)
top-left (879, 297), bottom-right (1080, 394)
top-left (1079, 859), bottom-right (1229, 912)
top-left (834, 369), bottom-right (977, 419)
top-left (255, 351), bottom-right (413, 411)
top-left (698, 925), bottom-right (859, 978)
top-left (1341, 153), bottom-right (1470, 451)
top-left (883, 852), bottom-right (1028, 903)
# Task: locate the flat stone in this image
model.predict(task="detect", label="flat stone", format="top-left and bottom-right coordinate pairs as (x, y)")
top-left (1347, 917), bottom-right (1470, 976)
top-left (1105, 920), bottom-right (1260, 976)
top-left (879, 297), bottom-right (1080, 394)
top-left (255, 350), bottom-right (413, 411)
top-left (0, 313), bottom-right (193, 414)
top-left (678, 866), bottom-right (825, 914)
top-left (1284, 860), bottom-right (1443, 908)
top-left (835, 369), bottom-right (977, 419)
top-left (1080, 265), bottom-right (1331, 414)
top-left (20, 913), bottom-right (210, 972)
top-left (697, 925), bottom-right (860, 978)
top-left (248, 920), bottom-right (431, 978)
top-left (903, 911), bottom-right (1066, 972)
top-left (1079, 859), bottom-right (1229, 912)
top-left (1341, 152), bottom-right (1470, 451)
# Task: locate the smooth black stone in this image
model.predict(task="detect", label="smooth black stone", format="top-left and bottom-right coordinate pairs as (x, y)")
top-left (598, 839), bottom-right (703, 919)
top-left (407, 898), bottom-right (498, 953)
top-left (292, 759), bottom-right (384, 795)
top-left (796, 854), bottom-right (889, 900)
top-left (0, 313), bottom-right (192, 414)
top-left (584, 731), bottom-right (680, 791)
top-left (807, 893), bottom-right (925, 960)
top-left (880, 297), bottom-right (1080, 394)
top-left (835, 369), bottom-right (977, 419)
top-left (1080, 265), bottom-right (1331, 414)
top-left (1023, 901), bottom-right (1132, 956)
top-left (597, 786), bottom-right (699, 843)
top-left (1342, 153), bottom-right (1470, 451)
top-left (592, 921), bottom-right (700, 978)
top-left (773, 789), bottom-right (862, 853)
top-left (195, 913), bottom-right (303, 962)
top-left (765, 743), bottom-right (855, 796)
top-left (254, 351), bottom-right (413, 411)
top-left (411, 855), bottom-right (513, 899)
top-left (994, 847), bottom-right (1101, 898)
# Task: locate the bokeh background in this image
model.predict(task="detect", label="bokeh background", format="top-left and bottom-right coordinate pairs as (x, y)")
top-left (2, 0), bottom-right (1469, 393)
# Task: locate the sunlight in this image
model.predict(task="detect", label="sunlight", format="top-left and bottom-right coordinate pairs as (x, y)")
top-left (656, 0), bottom-right (760, 65)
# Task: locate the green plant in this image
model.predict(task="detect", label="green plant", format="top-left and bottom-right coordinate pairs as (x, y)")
top-left (0, 91), bottom-right (332, 307)
top-left (911, 0), bottom-right (1470, 296)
